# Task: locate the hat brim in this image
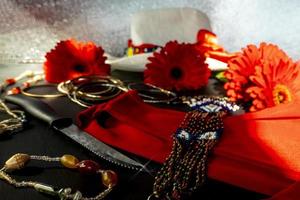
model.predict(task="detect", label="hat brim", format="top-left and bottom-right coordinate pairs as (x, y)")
top-left (106, 53), bottom-right (228, 72)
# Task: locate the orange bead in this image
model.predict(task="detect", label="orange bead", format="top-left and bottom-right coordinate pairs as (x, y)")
top-left (101, 170), bottom-right (118, 187)
top-left (7, 87), bottom-right (21, 95)
top-left (60, 155), bottom-right (79, 169)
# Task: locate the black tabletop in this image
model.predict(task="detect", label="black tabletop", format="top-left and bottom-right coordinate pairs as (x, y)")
top-left (0, 64), bottom-right (268, 200)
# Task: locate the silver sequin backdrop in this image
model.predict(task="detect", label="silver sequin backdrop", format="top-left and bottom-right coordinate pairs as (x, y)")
top-left (0, 0), bottom-right (300, 63)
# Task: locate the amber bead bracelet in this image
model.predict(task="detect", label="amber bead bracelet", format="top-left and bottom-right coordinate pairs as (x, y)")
top-left (0, 153), bottom-right (117, 200)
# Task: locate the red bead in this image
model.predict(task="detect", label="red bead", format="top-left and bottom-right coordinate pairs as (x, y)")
top-left (7, 87), bottom-right (21, 95)
top-left (22, 82), bottom-right (31, 88)
top-left (5, 78), bottom-right (16, 85)
top-left (76, 160), bottom-right (100, 174)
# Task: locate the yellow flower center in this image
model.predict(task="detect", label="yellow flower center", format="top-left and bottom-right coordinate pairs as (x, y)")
top-left (272, 84), bottom-right (292, 105)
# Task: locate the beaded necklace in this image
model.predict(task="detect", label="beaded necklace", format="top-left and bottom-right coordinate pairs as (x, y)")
top-left (0, 100), bottom-right (26, 136)
top-left (149, 97), bottom-right (239, 200)
top-left (0, 153), bottom-right (117, 200)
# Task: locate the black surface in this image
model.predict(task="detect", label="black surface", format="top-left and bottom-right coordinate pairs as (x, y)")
top-left (0, 67), bottom-right (268, 200)
top-left (5, 94), bottom-right (73, 128)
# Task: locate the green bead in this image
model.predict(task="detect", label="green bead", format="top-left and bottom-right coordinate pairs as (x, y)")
top-left (34, 183), bottom-right (56, 196)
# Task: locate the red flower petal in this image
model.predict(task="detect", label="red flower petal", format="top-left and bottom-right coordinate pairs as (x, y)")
top-left (247, 58), bottom-right (300, 111)
top-left (144, 41), bottom-right (210, 91)
top-left (224, 42), bottom-right (291, 104)
top-left (44, 39), bottom-right (110, 83)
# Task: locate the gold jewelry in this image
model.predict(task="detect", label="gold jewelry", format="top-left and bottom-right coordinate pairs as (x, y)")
top-left (21, 84), bottom-right (65, 98)
top-left (0, 153), bottom-right (117, 200)
top-left (0, 100), bottom-right (26, 136)
top-left (5, 72), bottom-right (44, 95)
top-left (6, 72), bottom-right (64, 99)
top-left (75, 82), bottom-right (121, 100)
top-left (73, 85), bottom-right (122, 107)
top-left (1, 71), bottom-right (43, 93)
top-left (57, 76), bottom-right (126, 107)
top-left (127, 83), bottom-right (177, 103)
top-left (58, 76), bottom-right (178, 107)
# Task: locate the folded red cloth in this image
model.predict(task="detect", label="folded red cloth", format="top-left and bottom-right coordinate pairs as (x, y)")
top-left (77, 90), bottom-right (185, 162)
top-left (77, 91), bottom-right (300, 199)
top-left (213, 102), bottom-right (300, 197)
top-left (267, 181), bottom-right (300, 200)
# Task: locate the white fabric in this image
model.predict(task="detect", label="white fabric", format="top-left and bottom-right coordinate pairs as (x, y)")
top-left (107, 7), bottom-right (216, 72)
top-left (106, 53), bottom-right (154, 72)
top-left (106, 53), bottom-right (227, 72)
top-left (130, 7), bottom-right (211, 45)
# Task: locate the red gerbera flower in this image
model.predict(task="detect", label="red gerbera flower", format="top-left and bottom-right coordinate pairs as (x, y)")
top-left (224, 43), bottom-right (290, 102)
top-left (44, 39), bottom-right (110, 83)
top-left (246, 59), bottom-right (300, 111)
top-left (144, 41), bottom-right (210, 91)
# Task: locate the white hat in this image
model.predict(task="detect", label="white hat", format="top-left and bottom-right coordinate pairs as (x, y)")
top-left (106, 7), bottom-right (227, 72)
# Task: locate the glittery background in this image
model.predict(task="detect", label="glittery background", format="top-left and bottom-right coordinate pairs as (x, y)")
top-left (0, 0), bottom-right (299, 63)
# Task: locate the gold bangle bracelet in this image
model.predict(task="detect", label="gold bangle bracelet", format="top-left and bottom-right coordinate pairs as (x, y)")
top-left (127, 83), bottom-right (177, 103)
top-left (76, 82), bottom-right (115, 99)
top-left (75, 86), bottom-right (121, 101)
top-left (73, 84), bottom-right (122, 107)
top-left (21, 84), bottom-right (65, 98)
top-left (57, 76), bottom-right (125, 95)
top-left (57, 81), bottom-right (70, 94)
top-left (57, 76), bottom-right (125, 107)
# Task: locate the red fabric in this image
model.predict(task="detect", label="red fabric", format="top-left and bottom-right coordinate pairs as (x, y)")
top-left (77, 91), bottom-right (300, 199)
top-left (267, 181), bottom-right (300, 200)
top-left (215, 102), bottom-right (300, 199)
top-left (77, 90), bottom-right (185, 163)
